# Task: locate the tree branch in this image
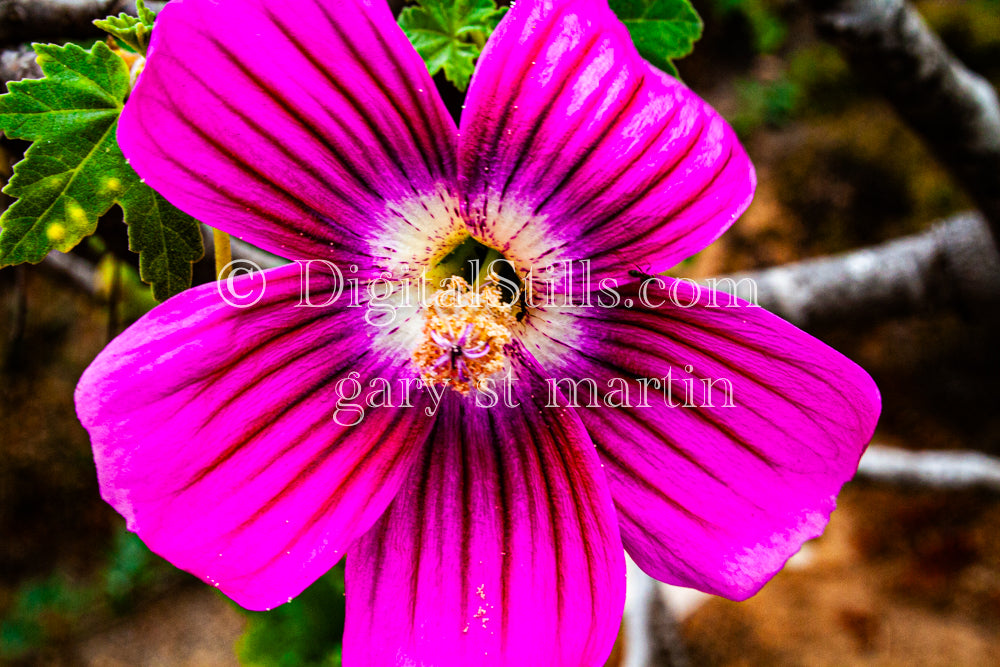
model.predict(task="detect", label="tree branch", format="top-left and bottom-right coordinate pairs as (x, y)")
top-left (624, 557), bottom-right (690, 667)
top-left (229, 212), bottom-right (1000, 333)
top-left (0, 44), bottom-right (40, 90)
top-left (716, 212), bottom-right (1000, 330)
top-left (40, 249), bottom-right (100, 297)
top-left (803, 0), bottom-right (1000, 246)
top-left (0, 0), bottom-right (129, 48)
top-left (28, 212), bottom-right (1000, 333)
top-left (857, 444), bottom-right (1000, 491)
top-left (624, 443), bottom-right (1000, 656)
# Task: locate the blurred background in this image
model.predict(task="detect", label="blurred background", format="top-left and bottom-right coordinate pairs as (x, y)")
top-left (2, 0), bottom-right (999, 665)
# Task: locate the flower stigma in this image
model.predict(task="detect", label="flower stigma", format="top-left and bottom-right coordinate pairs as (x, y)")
top-left (412, 276), bottom-right (514, 395)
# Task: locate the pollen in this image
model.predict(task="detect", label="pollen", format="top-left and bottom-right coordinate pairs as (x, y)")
top-left (412, 277), bottom-right (513, 395)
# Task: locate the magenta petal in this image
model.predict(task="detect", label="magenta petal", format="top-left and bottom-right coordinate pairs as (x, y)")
top-left (343, 348), bottom-right (625, 666)
top-left (543, 279), bottom-right (880, 599)
top-left (120, 0), bottom-right (457, 262)
top-left (458, 0), bottom-right (754, 278)
top-left (75, 264), bottom-right (435, 610)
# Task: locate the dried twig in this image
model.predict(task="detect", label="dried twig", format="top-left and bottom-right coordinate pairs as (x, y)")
top-left (716, 212), bottom-right (1000, 330)
top-left (803, 0), bottom-right (1000, 246)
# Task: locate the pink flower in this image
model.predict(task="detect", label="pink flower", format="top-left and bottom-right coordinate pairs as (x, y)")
top-left (75, 0), bottom-right (880, 664)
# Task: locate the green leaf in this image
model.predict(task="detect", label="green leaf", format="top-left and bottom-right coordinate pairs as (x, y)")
top-left (609, 0), bottom-right (703, 77)
top-left (136, 0), bottom-right (158, 27)
top-left (713, 0), bottom-right (786, 54)
top-left (236, 566), bottom-right (346, 667)
top-left (0, 41), bottom-right (203, 301)
top-left (94, 0), bottom-right (157, 55)
top-left (0, 42), bottom-right (131, 260)
top-left (398, 0), bottom-right (507, 92)
top-left (121, 179), bottom-right (203, 302)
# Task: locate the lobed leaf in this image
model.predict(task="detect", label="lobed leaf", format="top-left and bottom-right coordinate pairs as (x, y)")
top-left (609, 0), bottom-right (703, 77)
top-left (94, 0), bottom-right (157, 55)
top-left (121, 183), bottom-right (203, 303)
top-left (0, 40), bottom-right (203, 301)
top-left (398, 0), bottom-right (507, 92)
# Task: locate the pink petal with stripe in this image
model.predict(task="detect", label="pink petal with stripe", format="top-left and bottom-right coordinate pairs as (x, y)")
top-left (458, 0), bottom-right (754, 281)
top-left (344, 346), bottom-right (625, 666)
top-left (540, 278), bottom-right (880, 599)
top-left (75, 264), bottom-right (436, 610)
top-left (119, 0), bottom-right (458, 266)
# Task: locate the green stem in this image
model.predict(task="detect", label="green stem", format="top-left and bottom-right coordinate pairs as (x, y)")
top-left (477, 248), bottom-right (505, 287)
top-left (213, 228), bottom-right (232, 281)
top-left (469, 29), bottom-right (487, 50)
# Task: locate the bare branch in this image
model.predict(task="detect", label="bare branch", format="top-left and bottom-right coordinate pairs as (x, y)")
top-left (624, 557), bottom-right (690, 667)
top-left (803, 0), bottom-right (1000, 246)
top-left (715, 212), bottom-right (1000, 330)
top-left (0, 4), bottom-right (166, 85)
top-left (857, 444), bottom-right (1000, 491)
top-left (0, 0), bottom-right (130, 48)
top-left (0, 44), bottom-right (40, 90)
top-left (40, 249), bottom-right (99, 296)
top-left (623, 443), bottom-right (1000, 658)
top-left (228, 212), bottom-right (1000, 333)
top-left (30, 211), bottom-right (1000, 333)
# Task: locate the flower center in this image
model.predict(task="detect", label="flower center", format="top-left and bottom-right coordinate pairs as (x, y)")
top-left (412, 276), bottom-right (514, 395)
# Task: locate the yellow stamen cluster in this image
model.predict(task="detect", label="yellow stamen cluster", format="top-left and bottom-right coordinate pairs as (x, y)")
top-left (412, 277), bottom-right (514, 394)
